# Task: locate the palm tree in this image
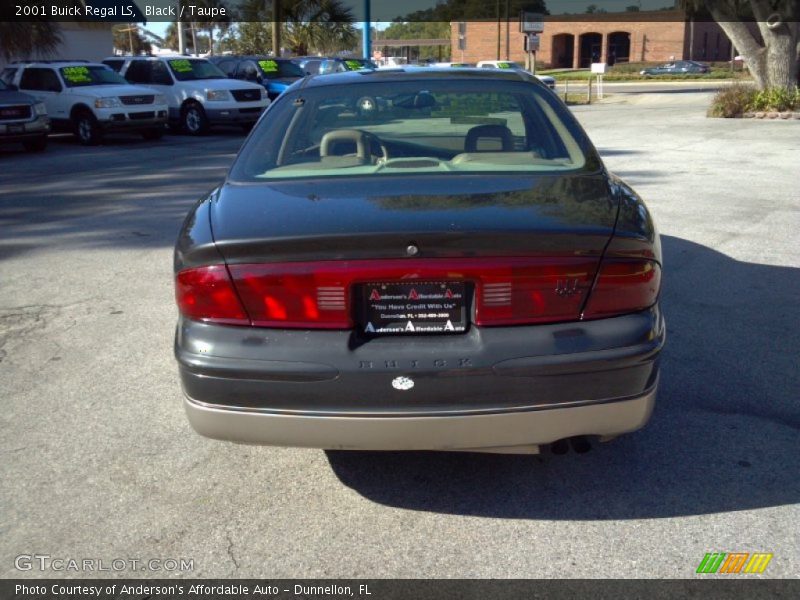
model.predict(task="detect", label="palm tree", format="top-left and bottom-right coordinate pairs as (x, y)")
top-left (0, 21), bottom-right (62, 62)
top-left (282, 0), bottom-right (357, 56)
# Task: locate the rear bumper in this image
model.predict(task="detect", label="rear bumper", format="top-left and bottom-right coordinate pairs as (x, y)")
top-left (185, 384), bottom-right (656, 451)
top-left (176, 306), bottom-right (664, 449)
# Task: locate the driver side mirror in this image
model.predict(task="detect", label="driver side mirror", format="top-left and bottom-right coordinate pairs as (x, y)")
top-left (5, 83), bottom-right (18, 91)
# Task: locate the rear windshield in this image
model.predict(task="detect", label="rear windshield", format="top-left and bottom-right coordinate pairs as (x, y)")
top-left (59, 66), bottom-right (128, 87)
top-left (230, 80), bottom-right (588, 181)
top-left (167, 59), bottom-right (226, 81)
top-left (257, 60), bottom-right (305, 79)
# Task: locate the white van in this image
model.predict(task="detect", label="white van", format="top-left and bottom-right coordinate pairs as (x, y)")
top-left (106, 56), bottom-right (270, 134)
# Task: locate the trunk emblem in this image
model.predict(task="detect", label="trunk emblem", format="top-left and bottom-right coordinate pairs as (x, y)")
top-left (392, 376), bottom-right (415, 391)
top-left (406, 244), bottom-right (419, 256)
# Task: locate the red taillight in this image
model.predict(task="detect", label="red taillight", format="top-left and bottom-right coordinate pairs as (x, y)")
top-left (226, 258), bottom-right (598, 329)
top-left (582, 260), bottom-right (661, 319)
top-left (473, 258), bottom-right (597, 325)
top-left (175, 265), bottom-right (249, 325)
top-left (177, 258), bottom-right (661, 329)
top-left (229, 263), bottom-right (350, 329)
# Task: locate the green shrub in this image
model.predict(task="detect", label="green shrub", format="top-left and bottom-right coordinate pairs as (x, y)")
top-left (708, 83), bottom-right (757, 117)
top-left (747, 87), bottom-right (800, 112)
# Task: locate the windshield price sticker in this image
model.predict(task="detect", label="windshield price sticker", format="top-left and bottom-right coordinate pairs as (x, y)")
top-left (258, 60), bottom-right (278, 72)
top-left (62, 66), bottom-right (91, 83)
top-left (345, 60), bottom-right (363, 70)
top-left (497, 62), bottom-right (513, 69)
top-left (361, 281), bottom-right (467, 335)
top-left (169, 59), bottom-right (193, 73)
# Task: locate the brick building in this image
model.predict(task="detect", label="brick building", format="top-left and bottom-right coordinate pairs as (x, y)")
top-left (451, 10), bottom-right (737, 68)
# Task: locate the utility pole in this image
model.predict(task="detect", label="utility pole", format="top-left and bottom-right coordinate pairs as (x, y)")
top-left (362, 0), bottom-right (371, 60)
top-left (176, 0), bottom-right (185, 54)
top-left (505, 0), bottom-right (510, 60)
top-left (496, 0), bottom-right (501, 60)
top-left (272, 0), bottom-right (281, 57)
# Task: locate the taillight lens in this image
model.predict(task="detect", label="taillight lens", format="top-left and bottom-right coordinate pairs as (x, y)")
top-left (582, 259), bottom-right (661, 319)
top-left (230, 263), bottom-right (351, 329)
top-left (227, 258), bottom-right (598, 329)
top-left (473, 258), bottom-right (597, 325)
top-left (176, 258), bottom-right (660, 330)
top-left (175, 265), bottom-right (249, 325)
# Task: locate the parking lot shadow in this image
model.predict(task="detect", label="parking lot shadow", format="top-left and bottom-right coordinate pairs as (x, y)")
top-left (327, 235), bottom-right (800, 519)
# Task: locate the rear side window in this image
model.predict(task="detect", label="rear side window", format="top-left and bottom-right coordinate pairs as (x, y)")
top-left (125, 60), bottom-right (150, 83)
top-left (1, 67), bottom-right (18, 84)
top-left (20, 68), bottom-right (62, 92)
top-left (231, 80), bottom-right (589, 182)
top-left (302, 60), bottom-right (321, 75)
top-left (215, 59), bottom-right (237, 75)
top-left (104, 59), bottom-right (124, 72)
top-left (236, 61), bottom-right (259, 82)
top-left (150, 61), bottom-right (173, 85)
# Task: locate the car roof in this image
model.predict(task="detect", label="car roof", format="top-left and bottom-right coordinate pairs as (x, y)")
top-left (13, 61), bottom-right (106, 68)
top-left (300, 67), bottom-right (539, 88)
top-left (211, 55), bottom-right (292, 61)
top-left (111, 55), bottom-right (210, 61)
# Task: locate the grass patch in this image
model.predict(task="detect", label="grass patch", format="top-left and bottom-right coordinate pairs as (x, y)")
top-left (540, 61), bottom-right (749, 82)
top-left (563, 93), bottom-right (591, 105)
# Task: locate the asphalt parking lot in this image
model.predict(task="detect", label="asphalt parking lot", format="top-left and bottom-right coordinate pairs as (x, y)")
top-left (1, 94), bottom-right (798, 578)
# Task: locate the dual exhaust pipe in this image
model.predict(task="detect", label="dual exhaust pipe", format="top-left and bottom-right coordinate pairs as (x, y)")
top-left (549, 435), bottom-right (592, 455)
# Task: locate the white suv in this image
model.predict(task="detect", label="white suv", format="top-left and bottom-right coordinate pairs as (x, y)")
top-left (106, 56), bottom-right (270, 135)
top-left (3, 61), bottom-right (168, 145)
top-left (476, 60), bottom-right (557, 90)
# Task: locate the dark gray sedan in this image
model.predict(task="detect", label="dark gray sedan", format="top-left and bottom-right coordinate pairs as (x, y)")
top-left (640, 60), bottom-right (711, 75)
top-left (174, 68), bottom-right (664, 454)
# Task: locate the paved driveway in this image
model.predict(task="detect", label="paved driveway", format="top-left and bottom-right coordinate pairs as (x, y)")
top-left (1, 96), bottom-right (798, 578)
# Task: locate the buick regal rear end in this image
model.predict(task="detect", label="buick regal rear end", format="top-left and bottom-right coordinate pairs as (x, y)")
top-left (174, 69), bottom-right (664, 453)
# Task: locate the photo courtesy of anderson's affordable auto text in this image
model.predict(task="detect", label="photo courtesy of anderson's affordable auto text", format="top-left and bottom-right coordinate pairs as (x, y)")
top-left (1, 0), bottom-right (798, 598)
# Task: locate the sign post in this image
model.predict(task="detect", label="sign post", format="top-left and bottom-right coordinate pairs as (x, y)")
top-left (591, 62), bottom-right (607, 99)
top-left (520, 12), bottom-right (544, 74)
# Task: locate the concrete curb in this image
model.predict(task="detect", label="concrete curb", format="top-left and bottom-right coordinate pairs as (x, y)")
top-left (741, 111), bottom-right (800, 119)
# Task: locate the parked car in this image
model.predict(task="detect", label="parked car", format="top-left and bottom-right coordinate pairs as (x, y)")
top-left (430, 62), bottom-right (472, 68)
top-left (174, 68), bottom-right (664, 454)
top-left (4, 61), bottom-right (168, 145)
top-left (476, 60), bottom-right (556, 89)
top-left (293, 57), bottom-right (378, 76)
top-left (0, 78), bottom-right (49, 152)
top-left (105, 56), bottom-right (269, 134)
top-left (640, 60), bottom-right (710, 76)
top-left (209, 56), bottom-right (305, 100)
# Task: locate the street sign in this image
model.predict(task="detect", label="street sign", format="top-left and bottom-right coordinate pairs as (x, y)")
top-left (524, 34), bottom-right (540, 52)
top-left (591, 62), bottom-right (607, 74)
top-left (520, 12), bottom-right (545, 33)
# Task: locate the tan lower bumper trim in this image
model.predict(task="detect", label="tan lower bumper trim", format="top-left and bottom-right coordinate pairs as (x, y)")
top-left (184, 386), bottom-right (656, 451)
